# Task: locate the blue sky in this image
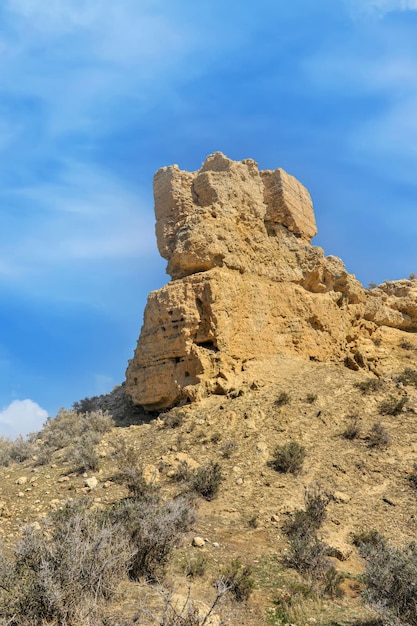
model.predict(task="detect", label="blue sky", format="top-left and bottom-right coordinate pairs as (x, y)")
top-left (1, 0), bottom-right (417, 437)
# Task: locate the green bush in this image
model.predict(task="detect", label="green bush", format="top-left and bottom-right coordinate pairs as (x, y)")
top-left (192, 461), bottom-right (224, 501)
top-left (272, 441), bottom-right (306, 474)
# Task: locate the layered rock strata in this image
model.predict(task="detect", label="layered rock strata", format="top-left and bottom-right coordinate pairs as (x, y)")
top-left (126, 153), bottom-right (417, 409)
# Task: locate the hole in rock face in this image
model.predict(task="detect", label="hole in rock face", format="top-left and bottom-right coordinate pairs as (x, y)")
top-left (195, 340), bottom-right (219, 352)
top-left (134, 377), bottom-right (138, 385)
top-left (185, 371), bottom-right (190, 377)
top-left (174, 357), bottom-right (181, 364)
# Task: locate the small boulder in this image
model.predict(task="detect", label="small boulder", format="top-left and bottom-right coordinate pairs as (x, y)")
top-left (192, 536), bottom-right (206, 548)
top-left (84, 477), bottom-right (98, 490)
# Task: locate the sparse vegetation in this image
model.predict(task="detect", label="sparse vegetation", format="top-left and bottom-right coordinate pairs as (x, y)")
top-left (400, 338), bottom-right (414, 350)
top-left (0, 498), bottom-right (132, 625)
top-left (305, 393), bottom-right (317, 403)
top-left (217, 558), bottom-right (255, 602)
top-left (354, 378), bottom-right (383, 394)
top-left (220, 439), bottom-right (238, 458)
top-left (367, 420), bottom-right (391, 448)
top-left (67, 430), bottom-right (102, 472)
top-left (352, 529), bottom-right (384, 549)
top-left (182, 552), bottom-right (208, 578)
top-left (163, 409), bottom-right (185, 429)
top-left (378, 395), bottom-right (408, 416)
top-left (408, 463), bottom-right (417, 490)
top-left (109, 495), bottom-right (195, 582)
top-left (342, 415), bottom-right (361, 440)
top-left (359, 536), bottom-right (417, 625)
top-left (113, 440), bottom-right (156, 499)
top-left (283, 485), bottom-right (330, 538)
top-left (397, 367), bottom-right (417, 387)
top-left (191, 461), bottom-right (224, 500)
top-left (274, 391), bottom-right (291, 407)
top-left (282, 485), bottom-right (343, 598)
top-left (272, 441), bottom-right (306, 474)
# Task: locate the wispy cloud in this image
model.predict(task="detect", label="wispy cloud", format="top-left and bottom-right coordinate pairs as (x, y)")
top-left (346, 0), bottom-right (417, 18)
top-left (0, 160), bottom-right (157, 299)
top-left (0, 399), bottom-right (48, 439)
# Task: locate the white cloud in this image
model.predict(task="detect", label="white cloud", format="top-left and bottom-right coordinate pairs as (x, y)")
top-left (0, 399), bottom-right (48, 439)
top-left (346, 0), bottom-right (417, 18)
top-left (0, 160), bottom-right (156, 285)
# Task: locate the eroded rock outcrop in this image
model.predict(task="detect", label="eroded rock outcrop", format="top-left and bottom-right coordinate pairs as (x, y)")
top-left (126, 153), bottom-right (417, 409)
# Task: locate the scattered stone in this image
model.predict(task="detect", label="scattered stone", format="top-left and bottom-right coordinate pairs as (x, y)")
top-left (192, 537), bottom-right (205, 548)
top-left (15, 476), bottom-right (28, 485)
top-left (212, 542), bottom-right (220, 548)
top-left (271, 514), bottom-right (280, 523)
top-left (17, 492), bottom-right (24, 498)
top-left (0, 501), bottom-right (10, 517)
top-left (333, 491), bottom-right (351, 504)
top-left (57, 476), bottom-right (70, 483)
top-left (85, 477), bottom-right (98, 490)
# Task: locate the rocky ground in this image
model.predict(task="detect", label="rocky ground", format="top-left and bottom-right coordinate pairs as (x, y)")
top-left (1, 325), bottom-right (417, 624)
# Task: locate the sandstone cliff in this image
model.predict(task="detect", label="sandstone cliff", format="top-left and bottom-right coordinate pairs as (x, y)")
top-left (126, 153), bottom-right (417, 409)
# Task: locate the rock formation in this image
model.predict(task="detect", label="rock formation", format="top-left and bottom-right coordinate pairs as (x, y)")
top-left (126, 152), bottom-right (417, 410)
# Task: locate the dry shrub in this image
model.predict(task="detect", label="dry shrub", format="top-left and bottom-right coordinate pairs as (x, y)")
top-left (272, 441), bottom-right (306, 474)
top-left (36, 409), bottom-right (114, 466)
top-left (274, 391), bottom-right (291, 407)
top-left (354, 379), bottom-right (383, 394)
top-left (220, 439), bottom-right (238, 458)
top-left (0, 498), bottom-right (132, 625)
top-left (342, 415), bottom-right (361, 440)
top-left (359, 537), bottom-right (417, 625)
top-left (397, 367), bottom-right (417, 387)
top-left (112, 440), bottom-right (155, 499)
top-left (378, 395), bottom-right (408, 416)
top-left (282, 485), bottom-right (343, 598)
top-left (67, 431), bottom-right (102, 472)
top-left (110, 496), bottom-right (196, 582)
top-left (216, 558), bottom-right (254, 602)
top-left (191, 461), bottom-right (224, 501)
top-left (367, 420), bottom-right (391, 449)
top-left (182, 552), bottom-right (208, 578)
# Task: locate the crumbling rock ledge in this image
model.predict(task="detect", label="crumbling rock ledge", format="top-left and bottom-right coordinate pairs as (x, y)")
top-left (126, 153), bottom-right (417, 410)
